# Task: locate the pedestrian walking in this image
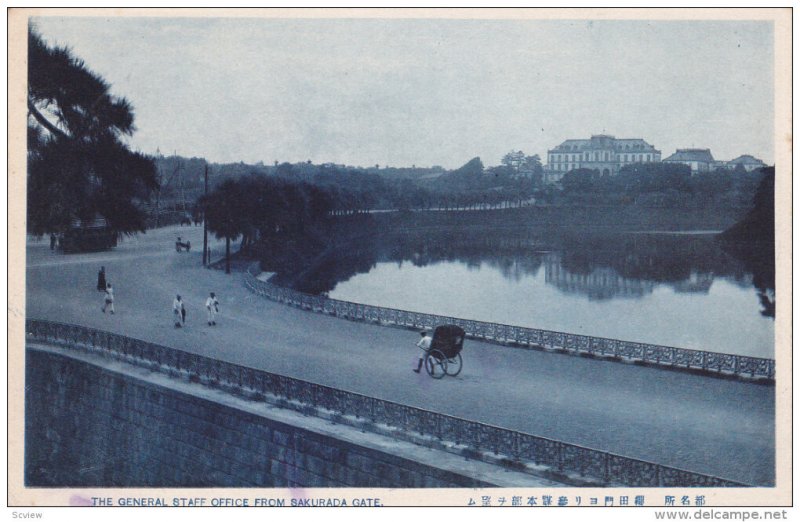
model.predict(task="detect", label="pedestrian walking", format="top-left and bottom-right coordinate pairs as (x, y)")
top-left (101, 283), bottom-right (115, 314)
top-left (173, 295), bottom-right (184, 328)
top-left (97, 266), bottom-right (106, 291)
top-left (50, 233), bottom-right (57, 250)
top-left (413, 330), bottom-right (432, 373)
top-left (205, 292), bottom-right (219, 326)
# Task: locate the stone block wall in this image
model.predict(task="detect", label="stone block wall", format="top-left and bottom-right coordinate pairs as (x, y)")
top-left (25, 349), bottom-right (492, 488)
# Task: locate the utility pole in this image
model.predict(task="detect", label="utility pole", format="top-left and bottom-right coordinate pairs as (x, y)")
top-left (154, 149), bottom-right (162, 228)
top-left (202, 164), bottom-right (209, 266)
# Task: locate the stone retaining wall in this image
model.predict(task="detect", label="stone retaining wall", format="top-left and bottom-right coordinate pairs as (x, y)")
top-left (25, 348), bottom-right (494, 488)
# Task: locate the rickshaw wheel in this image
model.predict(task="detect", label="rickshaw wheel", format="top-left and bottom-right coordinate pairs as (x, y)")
top-left (425, 350), bottom-right (448, 379)
top-left (445, 353), bottom-right (463, 376)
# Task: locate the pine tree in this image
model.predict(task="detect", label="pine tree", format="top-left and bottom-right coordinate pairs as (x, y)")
top-left (27, 27), bottom-right (157, 238)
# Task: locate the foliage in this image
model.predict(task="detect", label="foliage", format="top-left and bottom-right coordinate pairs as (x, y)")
top-left (560, 168), bottom-right (600, 193)
top-left (719, 167), bottom-right (775, 317)
top-left (616, 162), bottom-right (692, 194)
top-left (200, 175), bottom-right (334, 246)
top-left (556, 161), bottom-right (762, 208)
top-left (26, 27), bottom-right (157, 237)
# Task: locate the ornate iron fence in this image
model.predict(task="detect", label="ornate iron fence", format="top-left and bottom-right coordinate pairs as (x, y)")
top-left (26, 319), bottom-right (747, 487)
top-left (244, 263), bottom-right (774, 381)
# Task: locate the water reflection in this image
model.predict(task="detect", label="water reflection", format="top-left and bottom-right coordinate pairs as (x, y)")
top-left (544, 254), bottom-right (657, 300)
top-left (296, 229), bottom-right (769, 309)
top-left (283, 227), bottom-right (774, 355)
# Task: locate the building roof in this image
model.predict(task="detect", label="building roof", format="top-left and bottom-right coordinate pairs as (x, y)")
top-left (548, 135), bottom-right (658, 153)
top-left (663, 148), bottom-right (715, 163)
top-left (728, 154), bottom-right (765, 166)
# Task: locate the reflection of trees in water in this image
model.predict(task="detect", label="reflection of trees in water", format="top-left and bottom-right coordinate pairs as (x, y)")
top-left (551, 233), bottom-right (755, 300)
top-left (289, 226), bottom-right (770, 316)
top-left (393, 230), bottom-right (548, 284)
top-left (720, 240), bottom-right (774, 318)
top-left (293, 228), bottom-right (547, 294)
top-left (295, 243), bottom-right (381, 296)
top-left (718, 168), bottom-right (775, 318)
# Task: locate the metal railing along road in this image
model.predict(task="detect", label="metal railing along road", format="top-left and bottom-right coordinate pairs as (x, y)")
top-left (26, 319), bottom-right (747, 487)
top-left (243, 263), bottom-right (774, 381)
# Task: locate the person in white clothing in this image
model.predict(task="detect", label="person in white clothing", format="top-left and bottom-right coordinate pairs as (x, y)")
top-left (173, 295), bottom-right (184, 328)
top-left (101, 283), bottom-right (114, 314)
top-left (206, 292), bottom-right (219, 326)
top-left (413, 330), bottom-right (432, 373)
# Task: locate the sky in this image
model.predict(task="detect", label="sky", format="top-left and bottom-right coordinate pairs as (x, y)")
top-left (31, 16), bottom-right (775, 169)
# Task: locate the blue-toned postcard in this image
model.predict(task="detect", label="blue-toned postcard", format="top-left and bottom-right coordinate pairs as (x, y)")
top-left (7, 7), bottom-right (792, 514)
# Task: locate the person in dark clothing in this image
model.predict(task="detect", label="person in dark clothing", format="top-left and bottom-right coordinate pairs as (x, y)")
top-left (97, 267), bottom-right (106, 291)
top-left (50, 234), bottom-right (57, 250)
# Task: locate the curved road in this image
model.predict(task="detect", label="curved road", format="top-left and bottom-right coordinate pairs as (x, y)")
top-left (24, 225), bottom-right (775, 486)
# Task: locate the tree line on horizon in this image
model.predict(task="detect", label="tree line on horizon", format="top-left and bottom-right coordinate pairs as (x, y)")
top-left (26, 24), bottom-right (770, 248)
top-left (164, 152), bottom-right (767, 221)
top-left (558, 162), bottom-right (766, 208)
top-left (155, 154), bottom-right (545, 219)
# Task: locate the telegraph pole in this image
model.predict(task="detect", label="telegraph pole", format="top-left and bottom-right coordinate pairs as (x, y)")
top-left (202, 164), bottom-right (209, 266)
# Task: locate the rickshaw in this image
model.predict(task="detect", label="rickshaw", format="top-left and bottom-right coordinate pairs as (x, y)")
top-left (175, 237), bottom-right (191, 252)
top-left (422, 325), bottom-right (465, 379)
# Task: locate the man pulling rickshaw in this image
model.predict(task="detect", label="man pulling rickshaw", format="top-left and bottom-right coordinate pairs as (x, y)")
top-left (413, 325), bottom-right (465, 379)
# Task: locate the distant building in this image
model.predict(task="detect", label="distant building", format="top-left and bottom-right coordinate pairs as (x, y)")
top-left (711, 160), bottom-right (728, 171)
top-left (725, 154), bottom-right (767, 172)
top-left (662, 148), bottom-right (715, 173)
top-left (544, 134), bottom-right (661, 180)
top-left (59, 216), bottom-right (117, 253)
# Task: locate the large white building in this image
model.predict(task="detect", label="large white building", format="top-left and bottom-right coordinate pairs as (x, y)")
top-left (544, 134), bottom-right (661, 183)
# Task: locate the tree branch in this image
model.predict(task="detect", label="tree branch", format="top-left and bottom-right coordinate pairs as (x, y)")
top-left (27, 99), bottom-right (69, 140)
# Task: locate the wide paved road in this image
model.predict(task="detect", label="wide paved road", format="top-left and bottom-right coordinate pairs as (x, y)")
top-left (24, 225), bottom-right (775, 486)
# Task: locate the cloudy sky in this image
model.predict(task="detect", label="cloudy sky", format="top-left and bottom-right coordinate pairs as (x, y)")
top-left (31, 15), bottom-right (775, 169)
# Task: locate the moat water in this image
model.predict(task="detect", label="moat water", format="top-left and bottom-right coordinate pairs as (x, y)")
top-left (295, 229), bottom-right (774, 358)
